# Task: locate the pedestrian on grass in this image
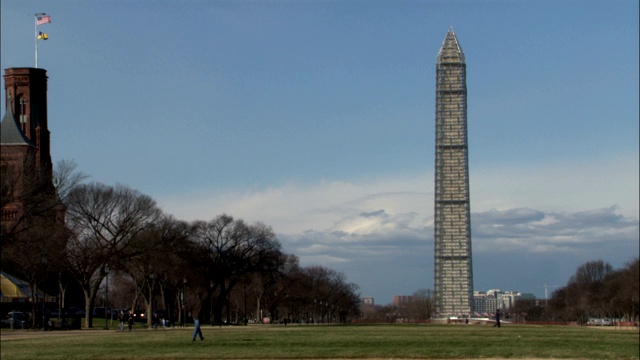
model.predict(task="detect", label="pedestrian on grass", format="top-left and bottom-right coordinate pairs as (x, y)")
top-left (187, 288), bottom-right (205, 342)
top-left (152, 312), bottom-right (159, 330)
top-left (128, 309), bottom-right (135, 331)
top-left (191, 300), bottom-right (204, 341)
top-left (493, 309), bottom-right (501, 328)
top-left (118, 309), bottom-right (126, 331)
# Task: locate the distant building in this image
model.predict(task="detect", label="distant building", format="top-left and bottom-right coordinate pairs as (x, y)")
top-left (500, 291), bottom-right (535, 310)
top-left (392, 295), bottom-right (414, 306)
top-left (362, 297), bottom-right (375, 305)
top-left (473, 289), bottom-right (536, 316)
top-left (473, 293), bottom-right (498, 316)
top-left (433, 28), bottom-right (474, 317)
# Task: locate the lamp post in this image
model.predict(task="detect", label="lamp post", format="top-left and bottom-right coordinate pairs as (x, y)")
top-left (57, 274), bottom-right (62, 322)
top-left (244, 285), bottom-right (247, 326)
top-left (182, 278), bottom-right (187, 328)
top-left (632, 296), bottom-right (636, 328)
top-left (209, 280), bottom-right (214, 326)
top-left (103, 264), bottom-right (109, 330)
top-left (41, 254), bottom-right (48, 330)
top-left (149, 274), bottom-right (155, 329)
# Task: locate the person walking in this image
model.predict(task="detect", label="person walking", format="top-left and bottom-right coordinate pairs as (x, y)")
top-left (128, 309), bottom-right (135, 331)
top-left (191, 298), bottom-right (204, 341)
top-left (152, 312), bottom-right (159, 330)
top-left (185, 287), bottom-right (207, 341)
top-left (118, 310), bottom-right (126, 331)
top-left (493, 309), bottom-right (501, 328)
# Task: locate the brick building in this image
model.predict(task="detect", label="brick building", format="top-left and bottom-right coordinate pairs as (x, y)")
top-left (1, 67), bottom-right (63, 230)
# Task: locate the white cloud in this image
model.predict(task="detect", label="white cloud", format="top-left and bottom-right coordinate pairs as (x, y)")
top-left (159, 154), bottom-right (638, 233)
top-left (156, 154), bottom-right (638, 303)
top-left (472, 206), bottom-right (638, 254)
top-left (470, 154), bottom-right (639, 217)
top-left (159, 175), bottom-right (433, 234)
top-left (157, 154), bottom-right (639, 261)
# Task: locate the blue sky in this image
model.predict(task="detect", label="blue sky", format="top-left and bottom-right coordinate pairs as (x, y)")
top-left (2, 0), bottom-right (638, 305)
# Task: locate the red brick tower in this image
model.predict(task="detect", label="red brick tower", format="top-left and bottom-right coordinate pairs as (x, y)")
top-left (1, 67), bottom-right (57, 226)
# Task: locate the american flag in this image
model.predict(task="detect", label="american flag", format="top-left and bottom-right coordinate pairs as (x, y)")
top-left (37, 15), bottom-right (51, 25)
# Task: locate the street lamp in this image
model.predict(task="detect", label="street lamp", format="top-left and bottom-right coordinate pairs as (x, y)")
top-left (103, 264), bottom-right (109, 330)
top-left (41, 254), bottom-right (48, 330)
top-left (57, 274), bottom-right (62, 322)
top-left (149, 274), bottom-right (155, 329)
top-left (209, 280), bottom-right (214, 326)
top-left (182, 278), bottom-right (187, 328)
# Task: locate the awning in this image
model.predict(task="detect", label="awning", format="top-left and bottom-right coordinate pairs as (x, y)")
top-left (0, 272), bottom-right (55, 303)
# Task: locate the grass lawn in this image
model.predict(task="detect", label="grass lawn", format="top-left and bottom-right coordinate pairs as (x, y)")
top-left (1, 323), bottom-right (638, 359)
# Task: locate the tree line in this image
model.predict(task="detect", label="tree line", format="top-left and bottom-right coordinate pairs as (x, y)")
top-left (359, 289), bottom-right (435, 323)
top-left (1, 160), bottom-right (361, 328)
top-left (512, 259), bottom-right (639, 324)
top-left (357, 258), bottom-right (638, 324)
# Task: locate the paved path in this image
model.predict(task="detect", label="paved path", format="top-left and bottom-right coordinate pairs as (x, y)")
top-left (0, 329), bottom-right (135, 341)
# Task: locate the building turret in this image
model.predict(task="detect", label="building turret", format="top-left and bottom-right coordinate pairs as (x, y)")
top-left (1, 67), bottom-right (59, 225)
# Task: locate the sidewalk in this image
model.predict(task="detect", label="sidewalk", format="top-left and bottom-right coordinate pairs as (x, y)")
top-left (0, 329), bottom-right (118, 341)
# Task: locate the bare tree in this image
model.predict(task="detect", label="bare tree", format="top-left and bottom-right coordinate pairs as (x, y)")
top-left (52, 159), bottom-right (88, 315)
top-left (190, 215), bottom-right (283, 324)
top-left (407, 289), bottom-right (434, 321)
top-left (1, 158), bottom-right (76, 328)
top-left (570, 260), bottom-right (614, 284)
top-left (290, 265), bottom-right (360, 324)
top-left (53, 159), bottom-right (89, 203)
top-left (622, 258), bottom-right (639, 322)
top-left (549, 259), bottom-right (637, 323)
top-left (64, 182), bottom-right (162, 328)
top-left (121, 216), bottom-right (191, 327)
top-left (1, 214), bottom-right (67, 327)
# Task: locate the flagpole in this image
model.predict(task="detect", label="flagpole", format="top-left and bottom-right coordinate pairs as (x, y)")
top-left (35, 14), bottom-right (38, 68)
top-left (34, 13), bottom-right (45, 68)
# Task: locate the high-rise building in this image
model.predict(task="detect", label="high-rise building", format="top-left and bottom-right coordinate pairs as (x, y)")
top-left (433, 29), bottom-right (473, 317)
top-left (392, 295), bottom-right (414, 307)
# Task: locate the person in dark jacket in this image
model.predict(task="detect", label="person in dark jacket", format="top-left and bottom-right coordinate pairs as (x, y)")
top-left (128, 309), bottom-right (135, 331)
top-left (118, 310), bottom-right (126, 331)
top-left (152, 312), bottom-right (159, 330)
top-left (187, 286), bottom-right (207, 341)
top-left (493, 309), bottom-right (501, 328)
top-left (191, 297), bottom-right (204, 341)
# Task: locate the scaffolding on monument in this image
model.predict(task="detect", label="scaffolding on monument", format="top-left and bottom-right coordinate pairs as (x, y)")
top-left (433, 29), bottom-right (474, 318)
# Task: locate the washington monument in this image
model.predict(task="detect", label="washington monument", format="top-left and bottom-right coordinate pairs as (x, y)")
top-left (433, 28), bottom-right (473, 317)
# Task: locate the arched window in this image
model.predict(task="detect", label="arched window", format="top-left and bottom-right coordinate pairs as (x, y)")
top-left (17, 94), bottom-right (27, 132)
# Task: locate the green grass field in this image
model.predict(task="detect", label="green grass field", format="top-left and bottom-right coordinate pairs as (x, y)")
top-left (1, 323), bottom-right (638, 359)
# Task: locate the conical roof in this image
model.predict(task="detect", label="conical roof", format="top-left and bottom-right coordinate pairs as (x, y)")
top-left (1, 95), bottom-right (34, 146)
top-left (437, 28), bottom-right (465, 64)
